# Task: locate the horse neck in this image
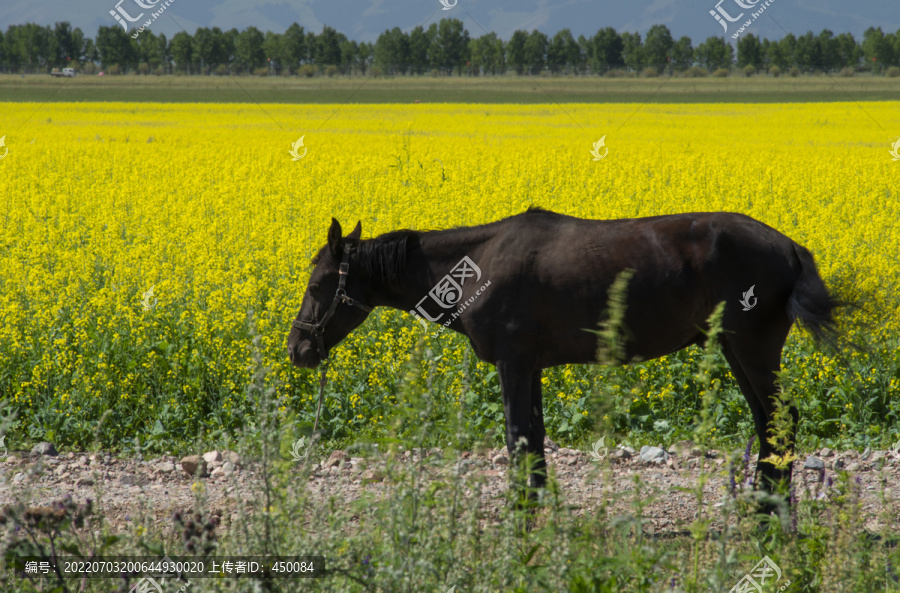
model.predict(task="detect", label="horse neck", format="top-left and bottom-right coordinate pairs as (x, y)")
top-left (368, 229), bottom-right (489, 313)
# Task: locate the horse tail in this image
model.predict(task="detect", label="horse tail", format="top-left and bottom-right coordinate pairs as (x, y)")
top-left (787, 243), bottom-right (838, 345)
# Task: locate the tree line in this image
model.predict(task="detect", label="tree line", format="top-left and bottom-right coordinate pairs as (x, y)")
top-left (1, 20), bottom-right (899, 76)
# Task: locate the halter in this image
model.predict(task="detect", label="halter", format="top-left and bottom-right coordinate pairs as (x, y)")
top-left (292, 243), bottom-right (373, 362)
top-left (291, 243), bottom-right (373, 446)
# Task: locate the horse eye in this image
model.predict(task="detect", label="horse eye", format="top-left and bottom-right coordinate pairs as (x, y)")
top-left (309, 282), bottom-right (320, 291)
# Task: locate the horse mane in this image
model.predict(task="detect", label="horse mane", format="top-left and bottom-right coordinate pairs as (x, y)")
top-left (355, 230), bottom-right (418, 282)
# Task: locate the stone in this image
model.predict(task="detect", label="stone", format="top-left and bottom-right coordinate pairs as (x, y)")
top-left (820, 447), bottom-right (833, 457)
top-left (846, 462), bottom-right (861, 472)
top-left (77, 455), bottom-right (89, 466)
top-left (324, 450), bottom-right (351, 468)
top-left (861, 447), bottom-right (871, 460)
top-left (609, 449), bottom-right (631, 463)
top-left (222, 461), bottom-right (236, 475)
top-left (832, 458), bottom-right (845, 471)
top-left (203, 451), bottom-right (222, 463)
top-left (843, 450), bottom-right (858, 460)
top-left (544, 436), bottom-right (560, 452)
top-left (362, 469), bottom-right (384, 483)
top-left (621, 446), bottom-right (636, 456)
top-left (640, 446), bottom-right (668, 464)
top-left (75, 477), bottom-right (94, 487)
top-left (180, 455), bottom-right (208, 477)
top-left (803, 456), bottom-right (825, 470)
top-left (210, 467), bottom-right (225, 479)
top-left (54, 464), bottom-right (68, 475)
top-left (157, 461), bottom-right (176, 473)
top-left (31, 442), bottom-right (58, 457)
top-left (223, 450), bottom-right (242, 466)
top-left (690, 447), bottom-right (705, 458)
top-left (491, 454), bottom-right (509, 466)
top-left (671, 440), bottom-right (694, 456)
top-left (119, 474), bottom-right (143, 486)
top-left (13, 472), bottom-right (25, 483)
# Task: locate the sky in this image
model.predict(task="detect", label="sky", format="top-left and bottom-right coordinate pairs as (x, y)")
top-left (1, 0), bottom-right (898, 44)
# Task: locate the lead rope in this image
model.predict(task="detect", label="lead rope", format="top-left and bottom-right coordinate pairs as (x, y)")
top-left (311, 359), bottom-right (329, 437)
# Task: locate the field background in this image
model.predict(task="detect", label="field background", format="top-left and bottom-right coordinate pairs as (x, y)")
top-left (1, 85), bottom-right (899, 458)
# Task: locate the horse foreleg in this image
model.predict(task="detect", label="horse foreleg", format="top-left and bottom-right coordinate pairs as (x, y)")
top-left (497, 361), bottom-right (547, 500)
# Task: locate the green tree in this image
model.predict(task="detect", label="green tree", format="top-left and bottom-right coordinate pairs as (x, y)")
top-left (374, 27), bottom-right (409, 74)
top-left (694, 36), bottom-right (733, 71)
top-left (408, 25), bottom-right (430, 74)
top-left (506, 30), bottom-right (528, 74)
top-left (282, 23), bottom-right (306, 72)
top-left (523, 29), bottom-right (548, 74)
top-left (587, 27), bottom-right (623, 73)
top-left (620, 31), bottom-right (644, 71)
top-left (671, 36), bottom-right (693, 71)
top-left (315, 25), bottom-right (344, 66)
top-left (430, 19), bottom-right (469, 75)
top-left (835, 32), bottom-right (861, 70)
top-left (547, 28), bottom-right (579, 74)
top-left (736, 33), bottom-right (762, 69)
top-left (234, 27), bottom-right (265, 72)
top-left (262, 31), bottom-right (282, 73)
top-left (97, 25), bottom-right (137, 72)
top-left (862, 27), bottom-right (894, 73)
top-left (643, 24), bottom-right (673, 70)
top-left (470, 32), bottom-right (504, 75)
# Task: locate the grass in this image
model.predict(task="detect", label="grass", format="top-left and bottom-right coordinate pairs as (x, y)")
top-left (2, 73), bottom-right (900, 103)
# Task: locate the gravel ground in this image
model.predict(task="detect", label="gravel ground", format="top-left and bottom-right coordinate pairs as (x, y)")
top-left (2, 441), bottom-right (898, 536)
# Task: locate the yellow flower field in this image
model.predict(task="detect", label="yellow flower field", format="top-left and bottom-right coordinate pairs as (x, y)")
top-left (1, 101), bottom-right (898, 450)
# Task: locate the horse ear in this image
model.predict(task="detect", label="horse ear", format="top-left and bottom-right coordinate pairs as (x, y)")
top-left (347, 221), bottom-right (362, 240)
top-left (327, 218), bottom-right (343, 256)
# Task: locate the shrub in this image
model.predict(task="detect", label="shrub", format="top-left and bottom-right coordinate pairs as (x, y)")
top-left (742, 64), bottom-right (756, 77)
top-left (138, 62), bottom-right (150, 75)
top-left (254, 67), bottom-right (269, 76)
top-left (887, 66), bottom-right (900, 78)
top-left (430, 69), bottom-right (441, 77)
top-left (684, 66), bottom-right (707, 78)
top-left (325, 65), bottom-right (339, 77)
top-left (768, 65), bottom-right (781, 77)
top-left (107, 64), bottom-right (121, 75)
top-left (712, 67), bottom-right (729, 77)
top-left (790, 67), bottom-right (800, 77)
top-left (81, 62), bottom-right (96, 75)
top-left (839, 67), bottom-right (855, 77)
top-left (640, 67), bottom-right (658, 78)
top-left (153, 66), bottom-right (165, 76)
top-left (605, 68), bottom-right (627, 78)
top-left (298, 64), bottom-right (317, 77)
top-left (370, 66), bottom-right (383, 77)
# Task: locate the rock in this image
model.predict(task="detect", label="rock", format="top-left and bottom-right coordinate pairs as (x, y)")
top-left (362, 469), bottom-right (384, 483)
top-left (832, 458), bottom-right (845, 471)
top-left (180, 455), bottom-right (208, 477)
top-left (461, 451), bottom-right (471, 459)
top-left (861, 447), bottom-right (871, 460)
top-left (223, 450), bottom-right (242, 466)
top-left (119, 474), bottom-right (143, 486)
top-left (544, 436), bottom-right (560, 452)
top-left (609, 449), bottom-right (631, 463)
top-left (54, 464), bottom-right (68, 475)
top-left (820, 447), bottom-right (833, 457)
top-left (846, 462), bottom-right (861, 472)
top-left (491, 454), bottom-right (509, 466)
top-left (222, 461), bottom-right (236, 476)
top-left (640, 446), bottom-right (668, 464)
top-left (157, 461), bottom-right (176, 473)
top-left (843, 450), bottom-right (858, 460)
top-left (324, 450), bottom-right (351, 468)
top-left (803, 456), bottom-right (825, 470)
top-left (690, 447), bottom-right (705, 458)
top-left (31, 442), bottom-right (58, 457)
top-left (870, 452), bottom-right (884, 463)
top-left (209, 460), bottom-right (223, 469)
top-left (621, 446), bottom-right (636, 456)
top-left (203, 451), bottom-right (222, 463)
top-left (210, 467), bottom-right (225, 479)
top-left (77, 455), bottom-right (89, 466)
top-left (13, 472), bottom-right (25, 483)
top-left (75, 477), bottom-right (94, 487)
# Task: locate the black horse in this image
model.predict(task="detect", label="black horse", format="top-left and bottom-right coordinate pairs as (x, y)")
top-left (288, 209), bottom-right (836, 508)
